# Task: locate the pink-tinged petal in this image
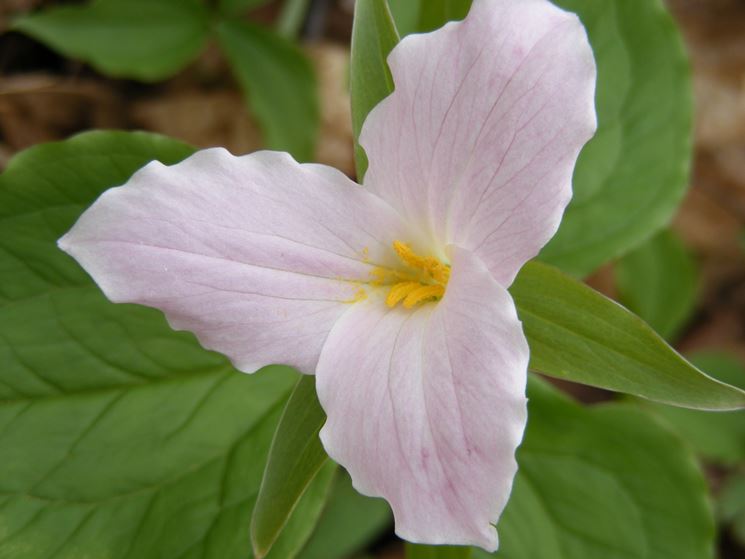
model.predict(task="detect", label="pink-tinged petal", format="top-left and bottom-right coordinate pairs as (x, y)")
top-left (59, 148), bottom-right (413, 374)
top-left (360, 0), bottom-right (597, 286)
top-left (316, 246), bottom-right (528, 550)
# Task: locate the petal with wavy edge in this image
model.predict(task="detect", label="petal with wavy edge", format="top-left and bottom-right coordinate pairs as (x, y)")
top-left (59, 148), bottom-right (413, 374)
top-left (316, 246), bottom-right (529, 550)
top-left (360, 0), bottom-right (597, 286)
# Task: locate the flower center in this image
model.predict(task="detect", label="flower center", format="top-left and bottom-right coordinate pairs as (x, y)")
top-left (377, 241), bottom-right (450, 309)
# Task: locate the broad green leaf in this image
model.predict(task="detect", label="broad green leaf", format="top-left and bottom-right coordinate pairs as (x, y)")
top-left (216, 19), bottom-right (318, 161)
top-left (417, 0), bottom-right (470, 32)
top-left (251, 375), bottom-right (331, 558)
top-left (643, 352), bottom-right (745, 465)
top-left (473, 378), bottom-right (716, 559)
top-left (298, 470), bottom-right (392, 559)
top-left (541, 0), bottom-right (693, 276)
top-left (219, 0), bottom-right (272, 16)
top-left (0, 131), bottom-right (193, 304)
top-left (406, 543), bottom-right (471, 558)
top-left (386, 0), bottom-right (420, 37)
top-left (388, 0), bottom-right (470, 35)
top-left (13, 0), bottom-right (209, 81)
top-left (350, 0), bottom-right (399, 179)
top-left (719, 474), bottom-right (745, 546)
top-left (615, 229), bottom-right (698, 341)
top-left (510, 261), bottom-right (745, 410)
top-left (0, 131), bottom-right (323, 559)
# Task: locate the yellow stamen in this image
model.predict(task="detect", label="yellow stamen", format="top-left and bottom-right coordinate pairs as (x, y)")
top-left (402, 284), bottom-right (445, 308)
top-left (392, 241), bottom-right (450, 284)
top-left (430, 263), bottom-right (451, 285)
top-left (385, 241), bottom-right (450, 309)
top-left (385, 281), bottom-right (421, 307)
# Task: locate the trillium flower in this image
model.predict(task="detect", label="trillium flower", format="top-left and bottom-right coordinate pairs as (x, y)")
top-left (59, 0), bottom-right (596, 551)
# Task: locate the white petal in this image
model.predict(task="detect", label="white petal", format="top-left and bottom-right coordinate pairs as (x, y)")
top-left (316, 246), bottom-right (529, 550)
top-left (361, 0), bottom-right (597, 285)
top-left (59, 148), bottom-right (412, 374)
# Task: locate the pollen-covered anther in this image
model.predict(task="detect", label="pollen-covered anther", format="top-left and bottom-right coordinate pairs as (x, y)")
top-left (393, 241), bottom-right (450, 282)
top-left (402, 284), bottom-right (445, 308)
top-left (386, 241), bottom-right (450, 309)
top-left (386, 281), bottom-right (421, 307)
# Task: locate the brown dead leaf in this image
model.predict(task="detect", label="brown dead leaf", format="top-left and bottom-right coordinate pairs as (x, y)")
top-left (664, 1), bottom-right (745, 346)
top-left (673, 185), bottom-right (745, 304)
top-left (0, 0), bottom-right (42, 31)
top-left (679, 308), bottom-right (745, 362)
top-left (0, 73), bottom-right (123, 150)
top-left (306, 41), bottom-right (354, 177)
top-left (667, 0), bottom-right (745, 81)
top-left (130, 89), bottom-right (263, 155)
top-left (584, 263), bottom-right (617, 300)
top-left (694, 72), bottom-right (745, 148)
top-left (130, 42), bottom-right (355, 175)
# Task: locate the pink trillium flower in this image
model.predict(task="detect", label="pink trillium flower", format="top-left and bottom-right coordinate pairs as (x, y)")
top-left (59, 0), bottom-right (596, 551)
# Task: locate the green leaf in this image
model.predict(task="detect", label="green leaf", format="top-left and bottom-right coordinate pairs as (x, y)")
top-left (297, 470), bottom-right (392, 559)
top-left (0, 131), bottom-right (322, 559)
top-left (216, 19), bottom-right (319, 161)
top-left (262, 461), bottom-right (338, 559)
top-left (388, 0), bottom-right (470, 35)
top-left (510, 261), bottom-right (745, 410)
top-left (406, 543), bottom-right (471, 558)
top-left (350, 0), bottom-right (399, 180)
top-left (0, 131), bottom-right (193, 304)
top-left (541, 0), bottom-right (693, 276)
top-left (386, 0), bottom-right (420, 37)
top-left (277, 0), bottom-right (312, 39)
top-left (12, 0), bottom-right (210, 81)
top-left (642, 352), bottom-right (745, 465)
top-left (615, 229), bottom-right (698, 341)
top-left (688, 352), bottom-right (745, 390)
top-left (719, 474), bottom-right (745, 546)
top-left (251, 375), bottom-right (331, 558)
top-left (473, 378), bottom-right (715, 559)
top-left (417, 0), bottom-right (470, 32)
top-left (219, 0), bottom-right (272, 16)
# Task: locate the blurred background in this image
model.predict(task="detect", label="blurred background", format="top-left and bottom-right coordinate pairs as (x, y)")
top-left (0, 0), bottom-right (743, 557)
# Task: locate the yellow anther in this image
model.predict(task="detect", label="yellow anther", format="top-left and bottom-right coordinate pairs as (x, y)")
top-left (385, 282), bottom-right (421, 308)
top-left (382, 241), bottom-right (450, 309)
top-left (392, 241), bottom-right (428, 269)
top-left (403, 284), bottom-right (445, 308)
top-left (345, 243), bottom-right (448, 308)
top-left (430, 264), bottom-right (450, 285)
top-left (392, 241), bottom-right (450, 285)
